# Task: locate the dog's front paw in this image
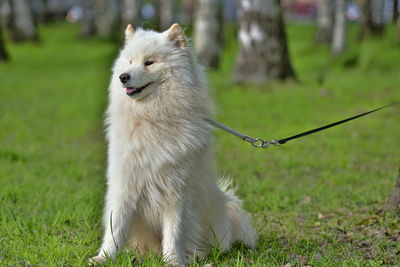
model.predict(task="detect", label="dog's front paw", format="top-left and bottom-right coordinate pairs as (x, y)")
top-left (88, 255), bottom-right (107, 265)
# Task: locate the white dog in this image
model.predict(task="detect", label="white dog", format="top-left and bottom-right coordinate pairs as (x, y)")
top-left (90, 23), bottom-right (257, 266)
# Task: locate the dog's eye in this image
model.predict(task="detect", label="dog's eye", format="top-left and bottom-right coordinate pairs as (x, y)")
top-left (144, 61), bottom-right (154, 66)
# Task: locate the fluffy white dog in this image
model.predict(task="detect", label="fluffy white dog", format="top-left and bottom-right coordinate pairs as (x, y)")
top-left (90, 23), bottom-right (257, 266)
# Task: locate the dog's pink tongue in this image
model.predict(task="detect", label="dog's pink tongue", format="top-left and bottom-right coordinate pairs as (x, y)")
top-left (126, 87), bottom-right (135, 94)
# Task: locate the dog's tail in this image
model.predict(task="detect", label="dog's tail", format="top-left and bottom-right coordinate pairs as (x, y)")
top-left (219, 179), bottom-right (258, 248)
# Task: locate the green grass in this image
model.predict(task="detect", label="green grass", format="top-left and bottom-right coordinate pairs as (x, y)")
top-left (1, 22), bottom-right (399, 266)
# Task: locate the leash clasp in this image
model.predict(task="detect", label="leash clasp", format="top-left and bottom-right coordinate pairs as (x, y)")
top-left (243, 137), bottom-right (280, 149)
top-left (270, 139), bottom-right (281, 147)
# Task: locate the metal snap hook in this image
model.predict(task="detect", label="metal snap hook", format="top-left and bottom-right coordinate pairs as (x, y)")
top-left (270, 140), bottom-right (281, 146)
top-left (262, 140), bottom-right (270, 149)
top-left (252, 138), bottom-right (265, 148)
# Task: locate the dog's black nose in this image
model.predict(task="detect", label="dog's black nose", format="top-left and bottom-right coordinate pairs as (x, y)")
top-left (119, 73), bottom-right (131, 84)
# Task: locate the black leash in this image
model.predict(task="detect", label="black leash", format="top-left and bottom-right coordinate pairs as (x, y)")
top-left (278, 101), bottom-right (400, 145)
top-left (206, 101), bottom-right (400, 149)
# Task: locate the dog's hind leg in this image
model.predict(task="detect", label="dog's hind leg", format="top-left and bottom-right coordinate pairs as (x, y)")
top-left (225, 191), bottom-right (257, 248)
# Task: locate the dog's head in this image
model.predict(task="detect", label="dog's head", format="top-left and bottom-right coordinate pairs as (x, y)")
top-left (113, 23), bottom-right (189, 101)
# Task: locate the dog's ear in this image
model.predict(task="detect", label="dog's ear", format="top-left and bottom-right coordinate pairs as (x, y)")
top-left (166, 23), bottom-right (186, 49)
top-left (125, 24), bottom-right (135, 40)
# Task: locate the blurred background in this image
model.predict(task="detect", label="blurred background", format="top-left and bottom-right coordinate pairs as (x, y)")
top-left (0, 0), bottom-right (399, 70)
top-left (1, 0), bottom-right (400, 265)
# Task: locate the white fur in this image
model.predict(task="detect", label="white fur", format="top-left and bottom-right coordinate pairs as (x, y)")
top-left (90, 24), bottom-right (257, 266)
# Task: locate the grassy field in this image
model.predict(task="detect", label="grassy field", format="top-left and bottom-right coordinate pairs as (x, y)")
top-left (0, 22), bottom-right (399, 266)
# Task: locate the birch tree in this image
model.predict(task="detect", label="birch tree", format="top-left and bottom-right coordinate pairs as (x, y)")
top-left (369, 0), bottom-right (384, 33)
top-left (398, 12), bottom-right (400, 42)
top-left (331, 0), bottom-right (347, 56)
top-left (9, 0), bottom-right (39, 42)
top-left (121, 0), bottom-right (141, 27)
top-left (0, 25), bottom-right (8, 61)
top-left (315, 0), bottom-right (333, 43)
top-left (194, 0), bottom-right (222, 68)
top-left (93, 0), bottom-right (120, 38)
top-left (182, 0), bottom-right (194, 25)
top-left (233, 0), bottom-right (295, 83)
top-left (359, 0), bottom-right (385, 39)
top-left (31, 0), bottom-right (45, 22)
top-left (155, 0), bottom-right (174, 31)
top-left (80, 0), bottom-right (96, 38)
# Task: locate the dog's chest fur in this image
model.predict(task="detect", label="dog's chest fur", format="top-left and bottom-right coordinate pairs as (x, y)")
top-left (106, 97), bottom-right (209, 224)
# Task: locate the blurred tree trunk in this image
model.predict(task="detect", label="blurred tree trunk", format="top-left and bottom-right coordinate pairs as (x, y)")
top-left (394, 0), bottom-right (399, 23)
top-left (194, 0), bottom-right (222, 69)
top-left (398, 12), bottom-right (400, 42)
top-left (359, 0), bottom-right (370, 40)
top-left (315, 0), bottom-right (333, 43)
top-left (9, 0), bottom-right (39, 42)
top-left (0, 0), bottom-right (9, 26)
top-left (233, 0), bottom-right (295, 83)
top-left (385, 167), bottom-right (400, 215)
top-left (80, 0), bottom-right (96, 38)
top-left (331, 0), bottom-right (347, 56)
top-left (121, 0), bottom-right (141, 27)
top-left (31, 0), bottom-right (45, 22)
top-left (370, 0), bottom-right (384, 32)
top-left (182, 0), bottom-right (194, 25)
top-left (93, 0), bottom-right (120, 38)
top-left (359, 0), bottom-right (385, 40)
top-left (0, 25), bottom-right (8, 61)
top-left (155, 0), bottom-right (173, 31)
